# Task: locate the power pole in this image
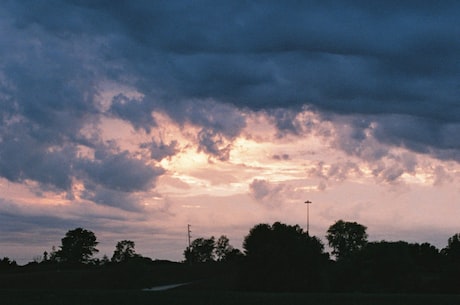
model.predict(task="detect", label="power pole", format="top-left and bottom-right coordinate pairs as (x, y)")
top-left (187, 224), bottom-right (192, 248)
top-left (304, 200), bottom-right (312, 235)
top-left (187, 224), bottom-right (192, 265)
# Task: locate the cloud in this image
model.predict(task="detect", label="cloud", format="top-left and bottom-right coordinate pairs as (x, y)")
top-left (141, 139), bottom-right (179, 161)
top-left (308, 160), bottom-right (363, 190)
top-left (249, 179), bottom-right (292, 207)
top-left (372, 115), bottom-right (460, 161)
top-left (0, 124), bottom-right (76, 191)
top-left (272, 154), bottom-right (290, 161)
top-left (109, 94), bottom-right (156, 133)
top-left (79, 184), bottom-right (143, 211)
top-left (76, 149), bottom-right (164, 209)
top-left (432, 165), bottom-right (453, 186)
top-left (1, 0), bottom-right (460, 210)
top-left (197, 128), bottom-right (232, 161)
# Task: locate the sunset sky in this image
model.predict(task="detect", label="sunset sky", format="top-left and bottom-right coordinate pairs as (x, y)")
top-left (1, 1), bottom-right (460, 264)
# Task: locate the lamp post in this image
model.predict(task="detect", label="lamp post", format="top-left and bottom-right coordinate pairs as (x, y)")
top-left (304, 200), bottom-right (312, 235)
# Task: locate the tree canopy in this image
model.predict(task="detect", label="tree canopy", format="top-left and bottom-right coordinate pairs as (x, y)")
top-left (241, 222), bottom-right (328, 291)
top-left (442, 233), bottom-right (460, 261)
top-left (111, 240), bottom-right (139, 263)
top-left (56, 228), bottom-right (99, 264)
top-left (4, 221), bottom-right (460, 293)
top-left (184, 237), bottom-right (216, 263)
top-left (326, 219), bottom-right (368, 261)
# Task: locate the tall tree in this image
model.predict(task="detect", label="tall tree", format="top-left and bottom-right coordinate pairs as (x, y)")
top-left (326, 220), bottom-right (368, 261)
top-left (56, 228), bottom-right (99, 264)
top-left (215, 235), bottom-right (233, 261)
top-left (441, 233), bottom-right (460, 292)
top-left (442, 233), bottom-right (460, 261)
top-left (184, 237), bottom-right (216, 263)
top-left (111, 240), bottom-right (139, 263)
top-left (242, 222), bottom-right (327, 291)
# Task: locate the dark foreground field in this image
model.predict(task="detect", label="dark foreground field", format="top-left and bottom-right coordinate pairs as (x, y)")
top-left (1, 290), bottom-right (460, 305)
top-left (2, 260), bottom-right (460, 304)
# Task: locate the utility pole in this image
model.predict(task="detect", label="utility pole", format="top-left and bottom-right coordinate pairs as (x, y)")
top-left (187, 224), bottom-right (192, 265)
top-left (304, 200), bottom-right (312, 235)
top-left (187, 224), bottom-right (192, 248)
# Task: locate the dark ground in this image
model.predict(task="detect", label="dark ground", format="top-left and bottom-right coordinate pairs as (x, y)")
top-left (1, 260), bottom-right (460, 305)
top-left (1, 289), bottom-right (460, 305)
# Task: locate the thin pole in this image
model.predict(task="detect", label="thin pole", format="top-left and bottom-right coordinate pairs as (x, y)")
top-left (187, 224), bottom-right (191, 248)
top-left (187, 224), bottom-right (192, 265)
top-left (304, 201), bottom-right (312, 235)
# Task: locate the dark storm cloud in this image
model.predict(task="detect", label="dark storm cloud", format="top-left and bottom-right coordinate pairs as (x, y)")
top-left (0, 123), bottom-right (75, 190)
top-left (84, 0), bottom-right (459, 160)
top-left (78, 150), bottom-right (164, 193)
top-left (372, 115), bottom-right (460, 161)
top-left (1, 0), bottom-right (460, 203)
top-left (140, 139), bottom-right (179, 161)
top-left (109, 94), bottom-right (156, 133)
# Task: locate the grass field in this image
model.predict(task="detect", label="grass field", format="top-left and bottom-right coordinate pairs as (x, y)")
top-left (1, 289), bottom-right (460, 305)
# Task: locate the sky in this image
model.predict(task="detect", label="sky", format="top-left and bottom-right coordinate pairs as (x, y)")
top-left (1, 1), bottom-right (460, 264)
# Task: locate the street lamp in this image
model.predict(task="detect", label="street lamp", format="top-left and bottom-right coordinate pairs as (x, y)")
top-left (304, 200), bottom-right (312, 235)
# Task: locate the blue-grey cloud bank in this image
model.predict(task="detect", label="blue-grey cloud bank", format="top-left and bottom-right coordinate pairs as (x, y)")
top-left (1, 1), bottom-right (460, 201)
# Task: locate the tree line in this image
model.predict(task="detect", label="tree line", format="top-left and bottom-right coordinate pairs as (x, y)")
top-left (182, 220), bottom-right (460, 293)
top-left (1, 228), bottom-right (145, 268)
top-left (1, 221), bottom-right (460, 293)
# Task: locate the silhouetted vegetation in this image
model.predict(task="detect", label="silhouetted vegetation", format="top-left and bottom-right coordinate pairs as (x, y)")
top-left (1, 223), bottom-right (460, 294)
top-left (240, 222), bottom-right (328, 292)
top-left (184, 237), bottom-right (217, 263)
top-left (326, 220), bottom-right (368, 261)
top-left (183, 235), bottom-right (243, 264)
top-left (111, 240), bottom-right (140, 263)
top-left (0, 257), bottom-right (17, 270)
top-left (55, 228), bottom-right (99, 264)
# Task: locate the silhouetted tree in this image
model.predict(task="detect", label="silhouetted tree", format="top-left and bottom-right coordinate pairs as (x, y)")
top-left (214, 235), bottom-right (243, 262)
top-left (184, 237), bottom-right (216, 263)
top-left (411, 242), bottom-right (441, 273)
top-left (326, 220), bottom-right (368, 261)
top-left (56, 228), bottom-right (99, 264)
top-left (441, 233), bottom-right (460, 261)
top-left (214, 235), bottom-right (230, 261)
top-left (241, 222), bottom-right (328, 291)
top-left (43, 251), bottom-right (49, 262)
top-left (48, 246), bottom-right (58, 262)
top-left (112, 240), bottom-right (139, 263)
top-left (358, 241), bottom-right (418, 292)
top-left (100, 254), bottom-right (110, 265)
top-left (225, 248), bottom-right (244, 262)
top-left (357, 241), bottom-right (444, 293)
top-left (440, 233), bottom-right (460, 292)
top-left (0, 257), bottom-right (17, 269)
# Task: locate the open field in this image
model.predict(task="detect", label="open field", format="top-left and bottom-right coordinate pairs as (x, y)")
top-left (1, 289), bottom-right (460, 305)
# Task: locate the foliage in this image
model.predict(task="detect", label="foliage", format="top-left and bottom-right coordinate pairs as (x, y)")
top-left (5, 221), bottom-right (460, 293)
top-left (215, 235), bottom-right (232, 261)
top-left (326, 220), bottom-right (368, 261)
top-left (112, 240), bottom-right (140, 263)
top-left (440, 233), bottom-right (460, 291)
top-left (215, 235), bottom-right (243, 262)
top-left (183, 235), bottom-right (242, 264)
top-left (0, 257), bottom-right (17, 269)
top-left (184, 237), bottom-right (216, 263)
top-left (241, 222), bottom-right (328, 291)
top-left (56, 227), bottom-right (99, 264)
top-left (441, 233), bottom-right (460, 261)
